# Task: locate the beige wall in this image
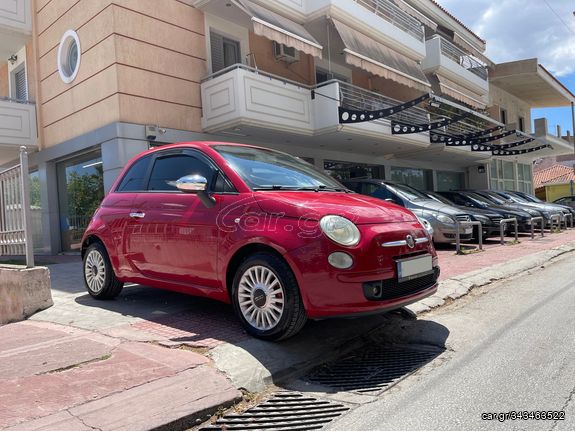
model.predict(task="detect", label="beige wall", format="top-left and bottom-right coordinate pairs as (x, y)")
top-left (248, 32), bottom-right (315, 86)
top-left (489, 83), bottom-right (531, 132)
top-left (35, 0), bottom-right (206, 149)
top-left (0, 63), bottom-right (7, 98)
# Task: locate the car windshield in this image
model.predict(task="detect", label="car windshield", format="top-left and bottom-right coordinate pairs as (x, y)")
top-left (428, 193), bottom-right (454, 205)
top-left (519, 193), bottom-right (542, 203)
top-left (387, 183), bottom-right (429, 201)
top-left (466, 192), bottom-right (494, 205)
top-left (214, 145), bottom-right (347, 191)
top-left (482, 192), bottom-right (507, 205)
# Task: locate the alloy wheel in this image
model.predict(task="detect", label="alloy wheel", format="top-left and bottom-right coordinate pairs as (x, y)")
top-left (238, 265), bottom-right (285, 330)
top-left (84, 249), bottom-right (106, 294)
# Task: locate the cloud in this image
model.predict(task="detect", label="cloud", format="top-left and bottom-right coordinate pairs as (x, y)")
top-left (436, 0), bottom-right (575, 76)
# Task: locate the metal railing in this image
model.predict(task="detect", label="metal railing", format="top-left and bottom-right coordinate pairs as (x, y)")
top-left (335, 81), bottom-right (429, 125)
top-left (455, 220), bottom-right (483, 254)
top-left (432, 35), bottom-right (488, 81)
top-left (354, 0), bottom-right (424, 41)
top-left (548, 213), bottom-right (561, 232)
top-left (530, 217), bottom-right (544, 239)
top-left (0, 147), bottom-right (34, 267)
top-left (499, 218), bottom-right (518, 245)
top-left (560, 213), bottom-right (573, 229)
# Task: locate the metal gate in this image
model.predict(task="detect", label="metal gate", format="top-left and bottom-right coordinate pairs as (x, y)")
top-left (0, 147), bottom-right (34, 267)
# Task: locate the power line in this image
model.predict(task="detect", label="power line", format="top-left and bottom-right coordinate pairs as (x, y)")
top-left (541, 0), bottom-right (575, 37)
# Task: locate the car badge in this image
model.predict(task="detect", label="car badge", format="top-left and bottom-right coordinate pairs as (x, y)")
top-left (406, 235), bottom-right (415, 248)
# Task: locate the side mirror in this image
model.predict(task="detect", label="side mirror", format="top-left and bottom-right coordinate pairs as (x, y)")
top-left (173, 174), bottom-right (207, 192)
top-left (171, 175), bottom-right (216, 208)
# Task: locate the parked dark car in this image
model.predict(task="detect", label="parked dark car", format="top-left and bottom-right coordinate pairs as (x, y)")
top-left (511, 191), bottom-right (575, 216)
top-left (553, 195), bottom-right (575, 210)
top-left (438, 191), bottom-right (535, 232)
top-left (473, 190), bottom-right (545, 221)
top-left (81, 142), bottom-right (439, 340)
top-left (425, 191), bottom-right (503, 239)
top-left (491, 190), bottom-right (568, 220)
top-left (343, 179), bottom-right (473, 244)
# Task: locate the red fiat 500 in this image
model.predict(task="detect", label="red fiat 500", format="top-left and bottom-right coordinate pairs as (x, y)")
top-left (81, 142), bottom-right (439, 340)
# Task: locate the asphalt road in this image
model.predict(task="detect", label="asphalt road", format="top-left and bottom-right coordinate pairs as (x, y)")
top-left (326, 253), bottom-right (575, 431)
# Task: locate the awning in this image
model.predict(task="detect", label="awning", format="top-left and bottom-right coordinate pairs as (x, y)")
top-left (331, 19), bottom-right (431, 92)
top-left (436, 74), bottom-right (486, 110)
top-left (233, 0), bottom-right (322, 58)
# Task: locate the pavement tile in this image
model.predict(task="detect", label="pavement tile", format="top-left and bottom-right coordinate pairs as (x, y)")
top-left (0, 338), bottom-right (208, 429)
top-left (4, 411), bottom-right (91, 431)
top-left (68, 367), bottom-right (241, 431)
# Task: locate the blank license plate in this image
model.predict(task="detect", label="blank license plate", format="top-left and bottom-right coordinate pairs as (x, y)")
top-left (397, 255), bottom-right (433, 282)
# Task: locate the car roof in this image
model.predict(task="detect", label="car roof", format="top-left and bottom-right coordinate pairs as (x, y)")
top-left (343, 178), bottom-right (397, 185)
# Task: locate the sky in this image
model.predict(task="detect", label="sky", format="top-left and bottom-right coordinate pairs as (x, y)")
top-left (434, 0), bottom-right (575, 136)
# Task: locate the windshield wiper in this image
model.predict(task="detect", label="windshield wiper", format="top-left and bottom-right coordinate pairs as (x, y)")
top-left (296, 185), bottom-right (351, 193)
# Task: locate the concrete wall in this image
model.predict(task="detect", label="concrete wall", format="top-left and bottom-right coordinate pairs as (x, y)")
top-left (489, 83), bottom-right (531, 132)
top-left (539, 183), bottom-right (575, 203)
top-left (0, 265), bottom-right (52, 324)
top-left (35, 0), bottom-right (206, 149)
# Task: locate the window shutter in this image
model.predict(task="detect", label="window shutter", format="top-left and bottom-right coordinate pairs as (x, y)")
top-left (15, 68), bottom-right (27, 100)
top-left (210, 31), bottom-right (225, 73)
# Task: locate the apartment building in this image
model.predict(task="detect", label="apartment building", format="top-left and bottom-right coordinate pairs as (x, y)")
top-left (0, 0), bottom-right (573, 254)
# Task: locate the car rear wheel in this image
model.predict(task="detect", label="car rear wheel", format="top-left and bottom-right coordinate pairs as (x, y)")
top-left (83, 242), bottom-right (123, 299)
top-left (232, 252), bottom-right (307, 341)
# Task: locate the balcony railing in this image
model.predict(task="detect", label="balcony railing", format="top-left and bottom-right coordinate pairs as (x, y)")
top-left (0, 97), bottom-right (37, 148)
top-left (353, 0), bottom-right (424, 41)
top-left (331, 80), bottom-right (429, 125)
top-left (436, 36), bottom-right (487, 81)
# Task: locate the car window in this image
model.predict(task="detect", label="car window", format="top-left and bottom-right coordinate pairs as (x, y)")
top-left (446, 193), bottom-right (467, 206)
top-left (147, 154), bottom-right (214, 191)
top-left (116, 155), bottom-right (152, 192)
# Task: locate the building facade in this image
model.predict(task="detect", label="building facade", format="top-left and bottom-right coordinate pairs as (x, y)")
top-left (0, 0), bottom-right (574, 254)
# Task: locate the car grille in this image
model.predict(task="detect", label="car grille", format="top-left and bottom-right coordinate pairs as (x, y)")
top-left (363, 267), bottom-right (440, 301)
top-left (455, 214), bottom-right (471, 222)
top-left (489, 216), bottom-right (502, 226)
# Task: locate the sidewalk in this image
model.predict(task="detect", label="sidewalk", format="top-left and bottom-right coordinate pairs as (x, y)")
top-left (2, 230), bottom-right (575, 430)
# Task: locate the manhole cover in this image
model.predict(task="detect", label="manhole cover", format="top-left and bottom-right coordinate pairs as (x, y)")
top-left (200, 392), bottom-right (349, 430)
top-left (306, 345), bottom-right (443, 395)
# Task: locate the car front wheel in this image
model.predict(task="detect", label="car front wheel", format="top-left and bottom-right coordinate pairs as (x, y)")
top-left (232, 252), bottom-right (307, 341)
top-left (83, 242), bottom-right (124, 299)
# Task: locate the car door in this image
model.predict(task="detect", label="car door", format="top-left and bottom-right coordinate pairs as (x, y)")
top-left (125, 149), bottom-right (221, 288)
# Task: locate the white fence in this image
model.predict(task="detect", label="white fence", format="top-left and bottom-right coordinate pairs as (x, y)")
top-left (0, 147), bottom-right (34, 267)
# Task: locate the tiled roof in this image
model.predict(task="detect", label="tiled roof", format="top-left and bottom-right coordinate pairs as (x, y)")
top-left (534, 164), bottom-right (575, 188)
top-left (429, 0), bottom-right (486, 44)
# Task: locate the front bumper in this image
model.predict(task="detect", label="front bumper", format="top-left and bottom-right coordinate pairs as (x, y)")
top-left (285, 221), bottom-right (439, 319)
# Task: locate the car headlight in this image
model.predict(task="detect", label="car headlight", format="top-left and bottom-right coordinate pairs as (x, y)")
top-left (319, 215), bottom-right (361, 246)
top-left (437, 214), bottom-right (455, 225)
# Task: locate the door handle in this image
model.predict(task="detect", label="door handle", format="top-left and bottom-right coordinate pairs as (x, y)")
top-left (129, 212), bottom-right (145, 219)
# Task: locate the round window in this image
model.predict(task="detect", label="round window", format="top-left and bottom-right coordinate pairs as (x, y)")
top-left (57, 30), bottom-right (81, 83)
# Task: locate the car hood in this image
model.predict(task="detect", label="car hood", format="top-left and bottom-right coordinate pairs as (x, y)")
top-left (451, 205), bottom-right (502, 218)
top-left (253, 191), bottom-right (417, 224)
top-left (412, 199), bottom-right (468, 216)
top-left (486, 204), bottom-right (531, 218)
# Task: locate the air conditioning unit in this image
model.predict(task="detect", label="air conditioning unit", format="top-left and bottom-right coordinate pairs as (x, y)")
top-left (273, 42), bottom-right (299, 63)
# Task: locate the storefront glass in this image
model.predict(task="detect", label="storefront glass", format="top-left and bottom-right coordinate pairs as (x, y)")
top-left (29, 171), bottom-right (44, 252)
top-left (436, 171), bottom-right (465, 191)
top-left (324, 160), bottom-right (385, 181)
top-left (57, 153), bottom-right (103, 252)
top-left (391, 166), bottom-right (432, 190)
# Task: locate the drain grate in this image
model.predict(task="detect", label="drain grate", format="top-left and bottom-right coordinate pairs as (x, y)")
top-left (306, 345), bottom-right (443, 394)
top-left (200, 392), bottom-right (349, 430)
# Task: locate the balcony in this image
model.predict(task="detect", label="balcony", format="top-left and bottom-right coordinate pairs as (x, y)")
top-left (0, 98), bottom-right (37, 164)
top-left (201, 64), bottom-right (430, 151)
top-left (422, 35), bottom-right (488, 95)
top-left (0, 0), bottom-right (32, 60)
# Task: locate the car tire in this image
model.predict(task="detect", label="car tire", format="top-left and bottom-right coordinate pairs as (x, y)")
top-left (83, 242), bottom-right (123, 299)
top-left (231, 252), bottom-right (307, 341)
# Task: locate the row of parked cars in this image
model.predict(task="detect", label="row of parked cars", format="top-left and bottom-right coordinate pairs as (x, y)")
top-left (343, 179), bottom-right (574, 243)
top-left (80, 142), bottom-right (569, 340)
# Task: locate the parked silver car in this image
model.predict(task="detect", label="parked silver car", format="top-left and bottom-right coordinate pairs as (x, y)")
top-left (343, 179), bottom-right (473, 243)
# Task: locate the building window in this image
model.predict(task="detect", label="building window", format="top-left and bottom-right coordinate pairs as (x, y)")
top-left (210, 31), bottom-right (240, 73)
top-left (315, 68), bottom-right (349, 84)
top-left (436, 171), bottom-right (465, 191)
top-left (29, 171), bottom-right (44, 252)
top-left (13, 66), bottom-right (27, 100)
top-left (518, 116), bottom-right (525, 132)
top-left (391, 167), bottom-right (433, 191)
top-left (500, 108), bottom-right (507, 125)
top-left (57, 30), bottom-right (81, 83)
top-left (517, 163), bottom-right (533, 193)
